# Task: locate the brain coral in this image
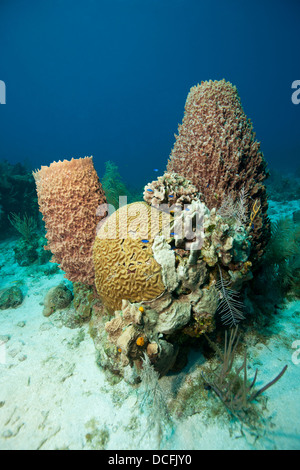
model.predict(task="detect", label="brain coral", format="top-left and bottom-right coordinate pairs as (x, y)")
top-left (167, 79), bottom-right (270, 262)
top-left (93, 201), bottom-right (172, 312)
top-left (33, 157), bottom-right (107, 285)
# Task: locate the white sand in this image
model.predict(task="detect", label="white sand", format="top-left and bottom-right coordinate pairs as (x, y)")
top-left (0, 200), bottom-right (299, 450)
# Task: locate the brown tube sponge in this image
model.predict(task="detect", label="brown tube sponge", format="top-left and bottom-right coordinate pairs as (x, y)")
top-left (167, 79), bottom-right (270, 262)
top-left (33, 156), bottom-right (107, 285)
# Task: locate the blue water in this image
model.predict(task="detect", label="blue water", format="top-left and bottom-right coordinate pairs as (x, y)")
top-left (0, 1), bottom-right (299, 452)
top-left (0, 0), bottom-right (299, 185)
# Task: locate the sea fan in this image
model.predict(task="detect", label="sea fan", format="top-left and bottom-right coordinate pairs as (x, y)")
top-left (216, 265), bottom-right (245, 327)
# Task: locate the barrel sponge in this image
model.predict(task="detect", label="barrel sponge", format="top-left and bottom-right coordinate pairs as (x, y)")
top-left (33, 157), bottom-right (106, 285)
top-left (167, 79), bottom-right (270, 262)
top-left (93, 201), bottom-right (171, 312)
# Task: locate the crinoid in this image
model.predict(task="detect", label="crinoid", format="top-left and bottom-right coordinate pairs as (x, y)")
top-left (216, 265), bottom-right (245, 327)
top-left (218, 186), bottom-right (249, 227)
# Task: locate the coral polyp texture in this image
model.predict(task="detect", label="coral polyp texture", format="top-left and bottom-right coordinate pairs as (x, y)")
top-left (91, 195), bottom-right (254, 379)
top-left (143, 172), bottom-right (199, 208)
top-left (33, 157), bottom-right (106, 285)
top-left (31, 80), bottom-right (272, 382)
top-left (93, 201), bottom-right (170, 312)
top-left (167, 79), bottom-right (271, 263)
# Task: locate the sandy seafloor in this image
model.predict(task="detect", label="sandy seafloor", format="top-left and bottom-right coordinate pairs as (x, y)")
top-left (0, 199), bottom-right (299, 451)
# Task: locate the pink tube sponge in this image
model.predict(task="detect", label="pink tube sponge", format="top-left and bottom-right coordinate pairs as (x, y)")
top-left (33, 156), bottom-right (107, 285)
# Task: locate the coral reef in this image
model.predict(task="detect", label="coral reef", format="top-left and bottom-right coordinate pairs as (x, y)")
top-left (8, 213), bottom-right (51, 266)
top-left (42, 283), bottom-right (73, 317)
top-left (200, 207), bottom-right (251, 270)
top-left (32, 82), bottom-right (277, 383)
top-left (245, 217), bottom-right (300, 325)
top-left (91, 195), bottom-right (254, 379)
top-left (143, 172), bottom-right (199, 208)
top-left (0, 160), bottom-right (39, 239)
top-left (72, 282), bottom-right (103, 324)
top-left (265, 218), bottom-right (300, 298)
top-left (265, 168), bottom-right (300, 202)
top-left (294, 210), bottom-right (300, 224)
top-left (8, 213), bottom-right (37, 241)
top-left (33, 157), bottom-right (107, 285)
top-left (12, 235), bottom-right (51, 266)
top-left (167, 79), bottom-right (270, 264)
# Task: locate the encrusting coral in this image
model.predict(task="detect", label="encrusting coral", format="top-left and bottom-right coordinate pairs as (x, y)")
top-left (91, 193), bottom-right (254, 378)
top-left (0, 286), bottom-right (23, 310)
top-left (33, 157), bottom-right (107, 285)
top-left (42, 283), bottom-right (73, 317)
top-left (143, 172), bottom-right (199, 208)
top-left (167, 79), bottom-right (271, 263)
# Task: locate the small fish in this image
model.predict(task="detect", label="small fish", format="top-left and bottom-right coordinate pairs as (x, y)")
top-left (170, 232), bottom-right (176, 236)
top-left (251, 223), bottom-right (255, 230)
top-left (153, 168), bottom-right (159, 172)
top-left (185, 207), bottom-right (190, 211)
top-left (206, 183), bottom-right (210, 188)
top-left (146, 189), bottom-right (153, 193)
top-left (141, 239), bottom-right (149, 243)
top-left (168, 195), bottom-right (174, 198)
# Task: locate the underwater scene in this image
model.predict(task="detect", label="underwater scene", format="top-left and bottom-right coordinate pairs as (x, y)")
top-left (0, 0), bottom-right (299, 453)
